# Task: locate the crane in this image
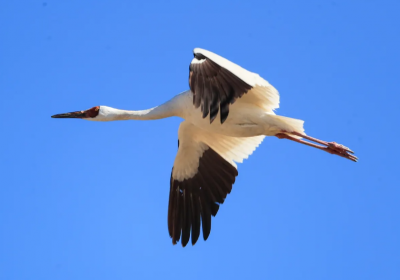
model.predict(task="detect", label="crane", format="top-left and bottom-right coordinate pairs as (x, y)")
top-left (52, 48), bottom-right (357, 247)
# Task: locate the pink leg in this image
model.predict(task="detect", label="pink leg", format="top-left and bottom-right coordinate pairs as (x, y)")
top-left (276, 132), bottom-right (358, 162)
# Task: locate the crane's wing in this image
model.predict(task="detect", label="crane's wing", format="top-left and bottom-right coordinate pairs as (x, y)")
top-left (168, 121), bottom-right (265, 246)
top-left (189, 48), bottom-right (280, 124)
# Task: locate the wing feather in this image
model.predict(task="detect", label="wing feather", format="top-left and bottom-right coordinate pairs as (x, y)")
top-left (168, 121), bottom-right (264, 246)
top-left (189, 48), bottom-right (280, 123)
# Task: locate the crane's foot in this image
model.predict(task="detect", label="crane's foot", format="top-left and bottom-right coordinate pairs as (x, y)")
top-left (324, 142), bottom-right (358, 162)
top-left (276, 132), bottom-right (358, 162)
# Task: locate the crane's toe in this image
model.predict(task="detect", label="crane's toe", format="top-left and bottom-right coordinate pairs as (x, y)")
top-left (326, 142), bottom-right (358, 162)
top-left (328, 142), bottom-right (354, 154)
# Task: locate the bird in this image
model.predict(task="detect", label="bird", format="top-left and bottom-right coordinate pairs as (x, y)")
top-left (52, 48), bottom-right (357, 247)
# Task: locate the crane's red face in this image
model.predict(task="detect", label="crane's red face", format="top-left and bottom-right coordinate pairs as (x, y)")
top-left (51, 106), bottom-right (100, 119)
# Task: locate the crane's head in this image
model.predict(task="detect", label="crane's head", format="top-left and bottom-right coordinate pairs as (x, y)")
top-left (51, 106), bottom-right (101, 120)
top-left (52, 106), bottom-right (130, 121)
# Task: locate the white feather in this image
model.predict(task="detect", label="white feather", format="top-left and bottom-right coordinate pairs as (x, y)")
top-left (172, 121), bottom-right (265, 181)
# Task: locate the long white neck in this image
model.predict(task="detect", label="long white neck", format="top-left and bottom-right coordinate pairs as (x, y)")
top-left (93, 96), bottom-right (182, 121)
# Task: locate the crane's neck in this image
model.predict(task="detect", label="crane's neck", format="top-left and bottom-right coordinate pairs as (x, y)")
top-left (93, 96), bottom-right (183, 121)
top-left (99, 106), bottom-right (172, 121)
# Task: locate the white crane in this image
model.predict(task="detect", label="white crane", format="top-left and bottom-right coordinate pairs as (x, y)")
top-left (52, 48), bottom-right (357, 247)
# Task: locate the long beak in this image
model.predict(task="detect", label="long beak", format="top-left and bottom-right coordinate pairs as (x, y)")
top-left (51, 110), bottom-right (86, 118)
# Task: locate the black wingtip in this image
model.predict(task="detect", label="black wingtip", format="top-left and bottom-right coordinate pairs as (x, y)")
top-left (202, 108), bottom-right (209, 119)
top-left (211, 203), bottom-right (220, 217)
top-left (209, 114), bottom-right (216, 124)
top-left (169, 147), bottom-right (238, 247)
top-left (194, 53), bottom-right (206, 60)
top-left (220, 113), bottom-right (228, 124)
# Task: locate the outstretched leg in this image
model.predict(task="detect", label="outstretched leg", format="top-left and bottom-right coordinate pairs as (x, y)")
top-left (275, 131), bottom-right (358, 162)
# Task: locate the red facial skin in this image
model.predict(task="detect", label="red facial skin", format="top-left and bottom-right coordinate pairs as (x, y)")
top-left (85, 106), bottom-right (100, 118)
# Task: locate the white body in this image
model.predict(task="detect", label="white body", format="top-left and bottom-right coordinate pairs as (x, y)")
top-left (95, 89), bottom-right (304, 138)
top-left (174, 90), bottom-right (303, 137)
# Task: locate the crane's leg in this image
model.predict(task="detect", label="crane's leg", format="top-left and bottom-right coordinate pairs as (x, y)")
top-left (275, 132), bottom-right (358, 162)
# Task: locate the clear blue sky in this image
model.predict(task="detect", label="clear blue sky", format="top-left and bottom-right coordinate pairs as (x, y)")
top-left (1, 1), bottom-right (399, 279)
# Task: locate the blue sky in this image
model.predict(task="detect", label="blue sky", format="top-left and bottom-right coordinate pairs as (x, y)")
top-left (1, 0), bottom-right (399, 279)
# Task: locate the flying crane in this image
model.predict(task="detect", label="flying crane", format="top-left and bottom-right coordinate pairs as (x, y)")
top-left (52, 48), bottom-right (357, 247)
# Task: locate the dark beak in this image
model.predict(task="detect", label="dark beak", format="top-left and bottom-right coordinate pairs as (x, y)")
top-left (51, 110), bottom-right (86, 118)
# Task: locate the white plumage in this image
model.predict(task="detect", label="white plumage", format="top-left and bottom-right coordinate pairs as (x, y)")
top-left (52, 48), bottom-right (357, 247)
top-left (173, 120), bottom-right (265, 181)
